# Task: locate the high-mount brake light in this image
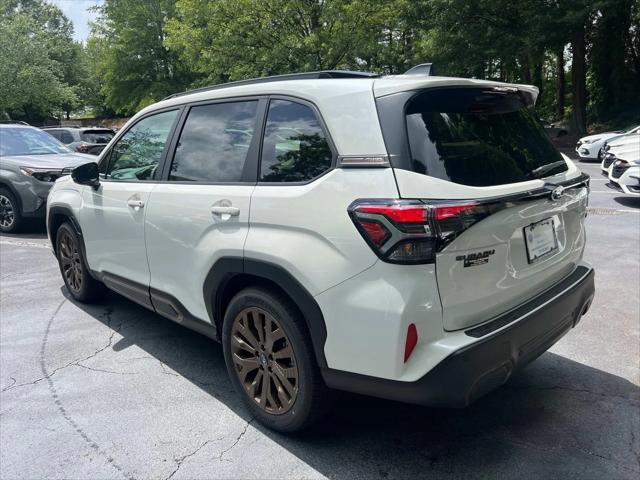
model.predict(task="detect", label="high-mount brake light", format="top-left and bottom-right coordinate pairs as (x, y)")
top-left (349, 199), bottom-right (502, 264)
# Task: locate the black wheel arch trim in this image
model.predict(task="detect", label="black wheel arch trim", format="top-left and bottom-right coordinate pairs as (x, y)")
top-left (47, 206), bottom-right (86, 258)
top-left (203, 257), bottom-right (329, 369)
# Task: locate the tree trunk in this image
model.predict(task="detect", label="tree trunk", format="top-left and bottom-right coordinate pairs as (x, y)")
top-left (570, 27), bottom-right (587, 135)
top-left (556, 47), bottom-right (565, 120)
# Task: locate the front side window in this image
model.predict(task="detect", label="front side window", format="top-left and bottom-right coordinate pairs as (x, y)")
top-left (106, 110), bottom-right (178, 181)
top-left (0, 127), bottom-right (70, 156)
top-left (405, 88), bottom-right (567, 187)
top-left (169, 101), bottom-right (258, 182)
top-left (260, 100), bottom-right (332, 182)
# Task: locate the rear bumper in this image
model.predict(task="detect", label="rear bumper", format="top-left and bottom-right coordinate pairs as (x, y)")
top-left (323, 265), bottom-right (595, 407)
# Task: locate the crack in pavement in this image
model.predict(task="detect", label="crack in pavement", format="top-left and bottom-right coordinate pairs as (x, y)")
top-left (1, 377), bottom-right (16, 392)
top-left (165, 437), bottom-right (224, 480)
top-left (72, 363), bottom-right (139, 375)
top-left (2, 309), bottom-right (125, 392)
top-left (37, 299), bottom-right (133, 479)
top-left (216, 418), bottom-right (254, 462)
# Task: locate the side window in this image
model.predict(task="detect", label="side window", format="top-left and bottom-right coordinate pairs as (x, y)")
top-left (260, 100), bottom-right (332, 182)
top-left (169, 101), bottom-right (258, 182)
top-left (60, 130), bottom-right (74, 144)
top-left (106, 110), bottom-right (178, 181)
top-left (46, 130), bottom-right (61, 140)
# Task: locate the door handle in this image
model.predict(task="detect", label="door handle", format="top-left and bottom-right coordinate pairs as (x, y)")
top-left (127, 199), bottom-right (145, 209)
top-left (211, 206), bottom-right (240, 216)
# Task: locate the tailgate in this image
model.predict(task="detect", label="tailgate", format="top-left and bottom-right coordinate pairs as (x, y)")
top-left (435, 183), bottom-right (588, 330)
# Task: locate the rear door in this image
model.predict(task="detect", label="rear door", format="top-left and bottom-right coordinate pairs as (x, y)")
top-left (382, 86), bottom-right (589, 331)
top-left (144, 98), bottom-right (264, 322)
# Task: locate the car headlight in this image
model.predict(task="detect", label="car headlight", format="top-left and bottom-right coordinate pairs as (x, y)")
top-left (19, 167), bottom-right (65, 183)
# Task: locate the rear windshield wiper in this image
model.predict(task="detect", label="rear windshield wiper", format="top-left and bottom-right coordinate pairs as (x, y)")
top-left (527, 160), bottom-right (567, 180)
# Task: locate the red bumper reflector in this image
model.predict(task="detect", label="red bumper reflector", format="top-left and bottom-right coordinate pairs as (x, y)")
top-left (404, 323), bottom-right (418, 362)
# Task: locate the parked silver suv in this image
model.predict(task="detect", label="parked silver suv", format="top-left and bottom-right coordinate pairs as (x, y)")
top-left (0, 123), bottom-right (92, 232)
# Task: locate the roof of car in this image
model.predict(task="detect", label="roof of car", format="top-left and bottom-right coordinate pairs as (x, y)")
top-left (146, 73), bottom-right (538, 116)
top-left (41, 126), bottom-right (114, 131)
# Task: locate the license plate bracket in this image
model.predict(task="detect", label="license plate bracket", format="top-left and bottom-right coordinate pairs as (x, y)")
top-left (524, 218), bottom-right (558, 264)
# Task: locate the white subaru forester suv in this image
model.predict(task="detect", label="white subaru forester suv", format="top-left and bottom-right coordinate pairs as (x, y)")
top-left (47, 69), bottom-right (595, 432)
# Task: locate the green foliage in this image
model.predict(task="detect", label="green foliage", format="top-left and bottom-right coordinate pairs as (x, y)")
top-left (0, 0), bottom-right (83, 121)
top-left (1, 0), bottom-right (637, 129)
top-left (89, 0), bottom-right (196, 115)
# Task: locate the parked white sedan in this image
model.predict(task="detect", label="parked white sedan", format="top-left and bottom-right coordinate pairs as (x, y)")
top-left (600, 130), bottom-right (640, 176)
top-left (577, 125), bottom-right (639, 161)
top-left (605, 137), bottom-right (640, 197)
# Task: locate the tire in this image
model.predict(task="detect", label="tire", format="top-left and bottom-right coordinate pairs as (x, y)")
top-left (55, 222), bottom-right (106, 303)
top-left (222, 287), bottom-right (331, 432)
top-left (0, 188), bottom-right (23, 233)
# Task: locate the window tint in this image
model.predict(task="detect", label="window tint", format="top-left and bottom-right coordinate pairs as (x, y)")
top-left (46, 130), bottom-right (62, 140)
top-left (405, 88), bottom-right (567, 187)
top-left (60, 130), bottom-right (74, 144)
top-left (81, 130), bottom-right (114, 144)
top-left (106, 110), bottom-right (177, 181)
top-left (260, 100), bottom-right (332, 182)
top-left (170, 101), bottom-right (258, 182)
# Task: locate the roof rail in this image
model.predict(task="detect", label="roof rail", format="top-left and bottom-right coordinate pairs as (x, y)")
top-left (0, 120), bottom-right (29, 125)
top-left (163, 70), bottom-right (379, 100)
top-left (404, 63), bottom-right (435, 76)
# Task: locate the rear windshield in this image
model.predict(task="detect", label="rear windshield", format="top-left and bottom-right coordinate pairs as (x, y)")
top-left (405, 88), bottom-right (567, 186)
top-left (81, 130), bottom-right (114, 143)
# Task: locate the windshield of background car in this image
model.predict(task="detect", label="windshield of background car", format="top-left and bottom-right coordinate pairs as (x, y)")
top-left (405, 88), bottom-right (567, 186)
top-left (80, 130), bottom-right (115, 143)
top-left (0, 127), bottom-right (71, 156)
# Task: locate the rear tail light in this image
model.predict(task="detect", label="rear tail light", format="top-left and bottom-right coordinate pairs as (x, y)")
top-left (349, 199), bottom-right (502, 264)
top-left (75, 143), bottom-right (91, 153)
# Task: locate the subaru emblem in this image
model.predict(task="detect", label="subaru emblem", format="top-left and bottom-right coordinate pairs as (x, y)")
top-left (551, 186), bottom-right (565, 201)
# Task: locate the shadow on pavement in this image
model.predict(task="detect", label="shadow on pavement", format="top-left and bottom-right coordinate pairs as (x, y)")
top-left (62, 288), bottom-right (640, 479)
top-left (614, 196), bottom-right (640, 209)
top-left (0, 221), bottom-right (48, 239)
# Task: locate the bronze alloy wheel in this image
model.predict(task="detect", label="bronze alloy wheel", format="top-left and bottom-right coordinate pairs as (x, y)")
top-left (58, 230), bottom-right (83, 293)
top-left (230, 307), bottom-right (299, 414)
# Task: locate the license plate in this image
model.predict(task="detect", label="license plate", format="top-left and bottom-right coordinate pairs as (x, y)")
top-left (524, 218), bottom-right (558, 264)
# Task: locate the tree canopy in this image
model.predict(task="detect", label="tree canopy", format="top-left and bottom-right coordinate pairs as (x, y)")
top-left (1, 0), bottom-right (638, 132)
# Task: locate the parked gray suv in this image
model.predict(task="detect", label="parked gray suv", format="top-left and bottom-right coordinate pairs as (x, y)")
top-left (42, 126), bottom-right (115, 155)
top-left (0, 123), bottom-right (92, 232)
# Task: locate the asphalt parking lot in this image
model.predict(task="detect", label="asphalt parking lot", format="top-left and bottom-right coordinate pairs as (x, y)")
top-left (1, 154), bottom-right (639, 479)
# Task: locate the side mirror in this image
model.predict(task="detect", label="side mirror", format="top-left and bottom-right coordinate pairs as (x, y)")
top-left (71, 162), bottom-right (100, 189)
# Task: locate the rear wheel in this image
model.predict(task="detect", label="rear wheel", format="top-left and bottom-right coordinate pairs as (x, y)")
top-left (222, 287), bottom-right (330, 432)
top-left (55, 222), bottom-right (106, 303)
top-left (0, 188), bottom-right (22, 233)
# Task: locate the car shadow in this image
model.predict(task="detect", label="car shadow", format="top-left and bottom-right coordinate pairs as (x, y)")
top-left (61, 288), bottom-right (640, 478)
top-left (1, 221), bottom-right (48, 239)
top-left (614, 196), bottom-right (640, 209)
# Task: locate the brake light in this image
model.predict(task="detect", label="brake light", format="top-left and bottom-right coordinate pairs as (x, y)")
top-left (76, 143), bottom-right (91, 153)
top-left (360, 221), bottom-right (390, 246)
top-left (349, 199), bottom-right (501, 264)
top-left (435, 204), bottom-right (475, 221)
